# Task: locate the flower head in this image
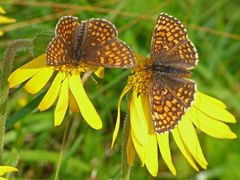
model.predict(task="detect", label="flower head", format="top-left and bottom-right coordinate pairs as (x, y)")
top-left (112, 55), bottom-right (237, 176)
top-left (0, 6), bottom-right (15, 37)
top-left (8, 54), bottom-right (103, 128)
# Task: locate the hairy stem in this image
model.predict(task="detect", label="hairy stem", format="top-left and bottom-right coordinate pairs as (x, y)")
top-left (0, 39), bottom-right (32, 162)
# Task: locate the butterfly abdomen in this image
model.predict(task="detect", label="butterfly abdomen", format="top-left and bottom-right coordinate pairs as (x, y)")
top-left (153, 64), bottom-right (191, 78)
top-left (75, 21), bottom-right (87, 61)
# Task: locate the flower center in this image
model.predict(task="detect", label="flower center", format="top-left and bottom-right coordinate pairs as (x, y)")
top-left (54, 63), bottom-right (90, 75)
top-left (127, 57), bottom-right (152, 96)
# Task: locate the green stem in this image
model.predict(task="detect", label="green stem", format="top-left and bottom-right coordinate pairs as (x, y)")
top-left (121, 113), bottom-right (131, 180)
top-left (55, 119), bottom-right (69, 180)
top-left (0, 39), bottom-right (32, 163)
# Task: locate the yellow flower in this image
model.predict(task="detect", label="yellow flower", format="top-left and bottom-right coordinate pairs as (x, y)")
top-left (8, 54), bottom-right (103, 128)
top-left (0, 165), bottom-right (18, 180)
top-left (0, 6), bottom-right (15, 37)
top-left (112, 56), bottom-right (237, 176)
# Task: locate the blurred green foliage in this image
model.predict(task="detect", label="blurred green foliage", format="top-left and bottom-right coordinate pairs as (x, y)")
top-left (0, 0), bottom-right (240, 179)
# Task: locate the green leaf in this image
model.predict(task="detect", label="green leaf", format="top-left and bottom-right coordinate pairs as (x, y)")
top-left (6, 91), bottom-right (46, 129)
top-left (32, 31), bottom-right (54, 57)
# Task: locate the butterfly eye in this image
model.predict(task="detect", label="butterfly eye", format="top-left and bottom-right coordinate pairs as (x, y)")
top-left (46, 36), bottom-right (70, 66)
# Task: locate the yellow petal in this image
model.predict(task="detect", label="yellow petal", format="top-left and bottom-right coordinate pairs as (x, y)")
top-left (191, 109), bottom-right (237, 139)
top-left (24, 67), bottom-right (54, 94)
top-left (127, 129), bottom-right (135, 167)
top-left (0, 15), bottom-right (15, 24)
top-left (0, 166), bottom-right (18, 176)
top-left (145, 135), bottom-right (158, 177)
top-left (94, 67), bottom-right (104, 78)
top-left (69, 91), bottom-right (79, 112)
top-left (0, 30), bottom-right (4, 36)
top-left (38, 72), bottom-right (62, 111)
top-left (130, 90), bottom-right (148, 146)
top-left (194, 92), bottom-right (236, 123)
top-left (0, 7), bottom-right (6, 14)
top-left (131, 128), bottom-right (145, 165)
top-left (8, 54), bottom-right (47, 88)
top-left (69, 74), bottom-right (102, 129)
top-left (141, 95), bottom-right (155, 135)
top-left (54, 75), bottom-right (68, 126)
top-left (197, 92), bottom-right (226, 108)
top-left (172, 128), bottom-right (199, 171)
top-left (178, 113), bottom-right (208, 169)
top-left (111, 85), bottom-right (132, 148)
top-left (157, 133), bottom-right (176, 175)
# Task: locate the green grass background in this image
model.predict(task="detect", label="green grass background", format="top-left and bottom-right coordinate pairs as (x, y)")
top-left (0, 0), bottom-right (240, 179)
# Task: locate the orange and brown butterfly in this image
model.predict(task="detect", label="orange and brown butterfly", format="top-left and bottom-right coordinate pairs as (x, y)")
top-left (148, 13), bottom-right (198, 134)
top-left (46, 16), bottom-right (135, 68)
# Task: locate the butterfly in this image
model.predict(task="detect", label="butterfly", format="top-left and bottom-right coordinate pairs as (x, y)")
top-left (46, 16), bottom-right (135, 68)
top-left (148, 13), bottom-right (198, 134)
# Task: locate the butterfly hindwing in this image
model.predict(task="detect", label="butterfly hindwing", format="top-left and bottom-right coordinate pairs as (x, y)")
top-left (46, 36), bottom-right (72, 65)
top-left (81, 19), bottom-right (135, 68)
top-left (84, 39), bottom-right (135, 68)
top-left (162, 76), bottom-right (196, 109)
top-left (149, 74), bottom-right (196, 134)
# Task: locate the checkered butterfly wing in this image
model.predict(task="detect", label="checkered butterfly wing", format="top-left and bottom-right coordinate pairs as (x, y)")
top-left (150, 13), bottom-right (198, 68)
top-left (82, 19), bottom-right (135, 68)
top-left (46, 16), bottom-right (78, 65)
top-left (55, 16), bottom-right (79, 47)
top-left (46, 36), bottom-right (73, 65)
top-left (149, 13), bottom-right (198, 134)
top-left (149, 74), bottom-right (196, 134)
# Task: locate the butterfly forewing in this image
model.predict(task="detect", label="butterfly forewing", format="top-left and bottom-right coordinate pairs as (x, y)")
top-left (55, 16), bottom-right (79, 47)
top-left (46, 36), bottom-right (71, 65)
top-left (84, 19), bottom-right (118, 45)
top-left (150, 13), bottom-right (198, 68)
